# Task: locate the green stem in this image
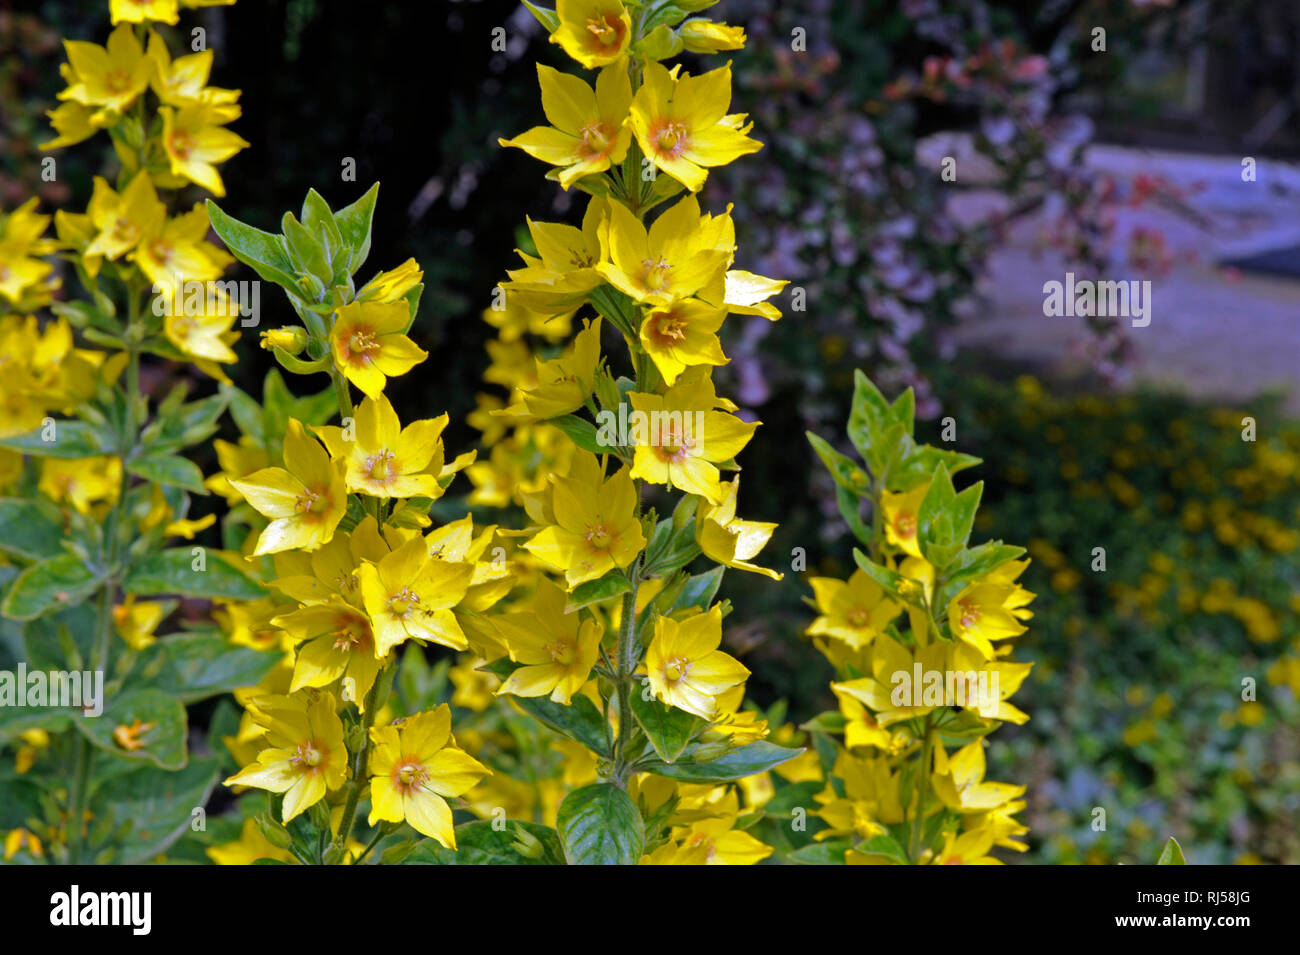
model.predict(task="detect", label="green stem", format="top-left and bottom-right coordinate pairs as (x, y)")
top-left (332, 665), bottom-right (391, 857)
top-left (611, 582), bottom-right (638, 789)
top-left (909, 716), bottom-right (935, 863)
top-left (68, 290), bottom-right (143, 864)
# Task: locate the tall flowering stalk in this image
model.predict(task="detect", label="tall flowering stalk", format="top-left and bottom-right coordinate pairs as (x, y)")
top-left (800, 371), bottom-right (1034, 864)
top-left (0, 1), bottom-right (261, 864)
top-left (464, 0), bottom-right (802, 864)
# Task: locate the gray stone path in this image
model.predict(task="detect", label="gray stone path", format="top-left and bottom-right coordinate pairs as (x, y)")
top-left (947, 145), bottom-right (1300, 412)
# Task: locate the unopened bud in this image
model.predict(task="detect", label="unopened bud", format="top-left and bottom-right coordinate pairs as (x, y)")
top-left (260, 326), bottom-right (309, 354)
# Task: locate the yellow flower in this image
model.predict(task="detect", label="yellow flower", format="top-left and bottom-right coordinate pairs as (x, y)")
top-left (274, 600), bottom-right (383, 707)
top-left (494, 579), bottom-right (603, 704)
top-left (205, 818), bottom-right (294, 866)
top-left (367, 705), bottom-right (490, 848)
top-left (627, 367), bottom-right (757, 504)
top-left (314, 393), bottom-right (448, 499)
top-left (224, 691), bottom-right (348, 823)
top-left (678, 20), bottom-right (747, 54)
top-left (831, 634), bottom-right (947, 728)
top-left (645, 605), bottom-right (749, 719)
top-left (112, 595), bottom-right (170, 651)
top-left (932, 740), bottom-right (1026, 813)
top-left (329, 300), bottom-right (427, 399)
top-left (271, 515), bottom-right (388, 607)
top-left (40, 102), bottom-right (108, 150)
top-left (498, 317), bottom-right (602, 420)
top-left (629, 62), bottom-right (761, 192)
top-left (356, 257), bottom-right (423, 304)
top-left (229, 418), bottom-right (348, 555)
top-left (132, 201), bottom-right (230, 295)
top-left (110, 0), bottom-right (179, 24)
top-left (163, 286), bottom-right (239, 363)
top-left (597, 196), bottom-right (730, 305)
top-left (640, 298), bottom-right (728, 385)
top-left (501, 65), bottom-right (632, 189)
top-left (0, 198), bottom-right (57, 305)
top-left (551, 0), bottom-right (631, 69)
top-left (357, 537), bottom-right (474, 656)
top-left (38, 456), bottom-right (122, 515)
top-left (929, 828), bottom-right (1002, 865)
top-left (694, 477), bottom-right (781, 579)
top-left (501, 201), bottom-right (607, 313)
top-left (523, 458), bottom-right (645, 587)
top-left (947, 576), bottom-right (1029, 659)
top-left (814, 750), bottom-right (904, 840)
top-left (113, 719), bottom-right (156, 751)
top-left (146, 32), bottom-right (240, 107)
top-left (58, 24), bottom-right (152, 119)
top-left (806, 569), bottom-right (901, 649)
top-left (158, 102), bottom-right (248, 196)
top-left (882, 483), bottom-right (927, 559)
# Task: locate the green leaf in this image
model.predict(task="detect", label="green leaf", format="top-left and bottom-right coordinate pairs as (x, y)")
top-left (128, 454), bottom-right (208, 495)
top-left (855, 832), bottom-right (909, 865)
top-left (934, 541), bottom-right (1025, 609)
top-left (807, 431), bottom-right (870, 496)
top-left (300, 188), bottom-right (346, 278)
top-left (333, 182), bottom-right (380, 275)
top-left (630, 690), bottom-right (701, 763)
top-left (0, 706), bottom-right (74, 747)
top-left (124, 549), bottom-right (267, 600)
top-left (640, 518), bottom-right (701, 578)
top-left (565, 569), bottom-right (632, 612)
top-left (1, 554), bottom-right (102, 621)
top-left (90, 757), bottom-right (221, 864)
top-left (141, 393), bottom-right (228, 454)
top-left (1156, 836), bottom-right (1187, 865)
top-left (76, 689), bottom-right (188, 770)
top-left (205, 200), bottom-right (300, 292)
top-left (520, 0), bottom-right (559, 32)
top-left (507, 691), bottom-right (612, 758)
top-left (847, 369), bottom-right (894, 474)
top-left (548, 413), bottom-right (610, 455)
top-left (0, 498), bottom-right (67, 560)
top-left (134, 632), bottom-right (277, 704)
top-left (852, 550), bottom-right (926, 609)
top-left (789, 839), bottom-right (850, 864)
top-left (671, 565), bottom-right (724, 614)
top-left (282, 212), bottom-right (332, 293)
top-left (891, 444), bottom-right (981, 491)
top-left (408, 820), bottom-right (565, 865)
top-left (918, 464), bottom-right (963, 570)
top-left (0, 420), bottom-right (115, 458)
top-left (557, 783), bottom-right (644, 865)
top-left (641, 740), bottom-right (804, 783)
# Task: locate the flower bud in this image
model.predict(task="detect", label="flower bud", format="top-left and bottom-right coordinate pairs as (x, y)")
top-left (678, 19), bottom-right (746, 54)
top-left (260, 326), bottom-right (309, 354)
top-left (255, 812), bottom-right (293, 850)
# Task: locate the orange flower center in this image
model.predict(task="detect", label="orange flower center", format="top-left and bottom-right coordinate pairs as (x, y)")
top-left (292, 739), bottom-right (325, 771)
top-left (331, 615), bottom-right (372, 652)
top-left (105, 69), bottom-right (133, 94)
top-left (580, 121), bottom-right (613, 156)
top-left (585, 522), bottom-right (614, 550)
top-left (167, 129), bottom-right (194, 159)
top-left (346, 328), bottom-right (382, 364)
top-left (295, 487), bottom-right (330, 516)
top-left (365, 449), bottom-right (396, 481)
top-left (663, 655), bottom-right (691, 683)
top-left (958, 598), bottom-right (981, 629)
top-left (648, 309), bottom-right (687, 346)
top-left (847, 607), bottom-right (872, 628)
top-left (388, 587), bottom-right (419, 618)
top-left (546, 639), bottom-right (577, 666)
top-left (585, 14), bottom-right (622, 47)
top-left (654, 121), bottom-right (688, 156)
top-left (641, 256), bottom-right (672, 291)
top-left (895, 512), bottom-right (916, 538)
top-left (395, 759), bottom-right (429, 793)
